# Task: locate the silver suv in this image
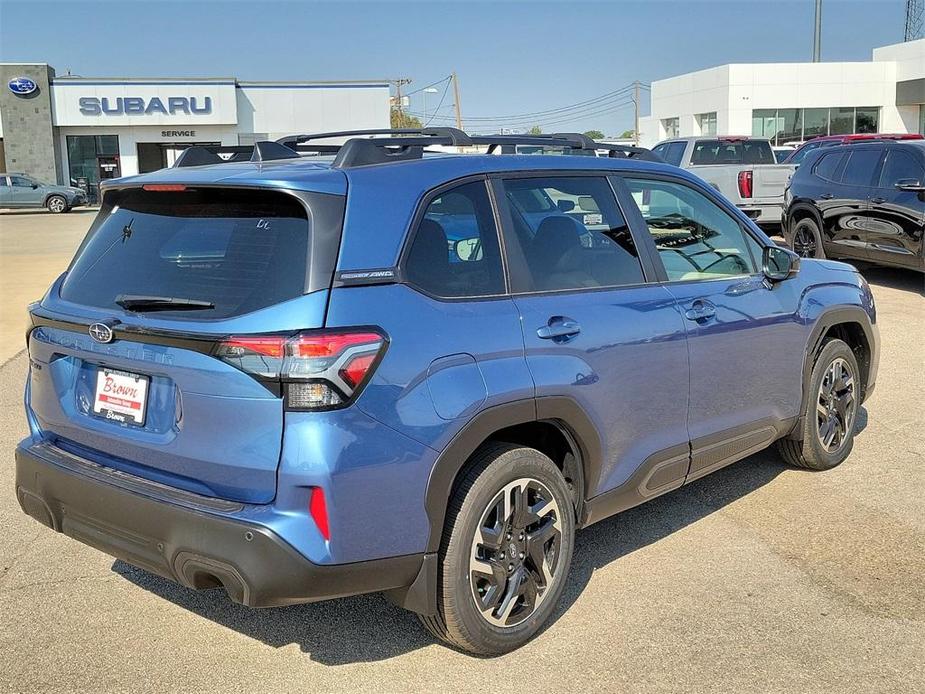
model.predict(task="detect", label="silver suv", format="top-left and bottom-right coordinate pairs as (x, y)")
top-left (0, 173), bottom-right (87, 213)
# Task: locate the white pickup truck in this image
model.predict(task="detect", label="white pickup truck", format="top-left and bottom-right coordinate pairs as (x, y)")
top-left (651, 137), bottom-right (795, 226)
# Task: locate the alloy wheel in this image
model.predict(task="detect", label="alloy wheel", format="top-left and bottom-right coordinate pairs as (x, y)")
top-left (48, 197), bottom-right (66, 213)
top-left (792, 225), bottom-right (817, 258)
top-left (468, 477), bottom-right (563, 628)
top-left (816, 357), bottom-right (856, 453)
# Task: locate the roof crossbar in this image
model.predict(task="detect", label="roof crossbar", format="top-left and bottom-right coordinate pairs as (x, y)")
top-left (172, 141), bottom-right (304, 168)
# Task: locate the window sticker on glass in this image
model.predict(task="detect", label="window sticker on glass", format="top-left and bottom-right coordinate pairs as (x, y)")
top-left (583, 213), bottom-right (603, 225)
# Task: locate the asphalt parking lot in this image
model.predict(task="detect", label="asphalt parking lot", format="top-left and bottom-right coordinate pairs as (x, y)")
top-left (0, 210), bottom-right (923, 693)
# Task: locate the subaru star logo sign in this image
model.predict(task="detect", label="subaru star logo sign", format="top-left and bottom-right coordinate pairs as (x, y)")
top-left (88, 322), bottom-right (114, 344)
top-left (8, 77), bottom-right (38, 96)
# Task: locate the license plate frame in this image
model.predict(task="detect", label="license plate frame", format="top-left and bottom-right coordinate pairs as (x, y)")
top-left (92, 367), bottom-right (150, 427)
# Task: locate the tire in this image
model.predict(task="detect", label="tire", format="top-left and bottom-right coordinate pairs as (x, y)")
top-left (790, 217), bottom-right (824, 259)
top-left (777, 339), bottom-right (860, 471)
top-left (46, 195), bottom-right (68, 214)
top-left (419, 443), bottom-right (575, 655)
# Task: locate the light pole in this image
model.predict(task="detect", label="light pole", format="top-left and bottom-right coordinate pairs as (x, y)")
top-left (423, 87), bottom-right (438, 125)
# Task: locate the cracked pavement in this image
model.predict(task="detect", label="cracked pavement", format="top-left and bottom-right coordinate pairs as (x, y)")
top-left (0, 212), bottom-right (923, 693)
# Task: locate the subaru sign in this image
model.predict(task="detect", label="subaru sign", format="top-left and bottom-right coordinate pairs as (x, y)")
top-left (78, 96), bottom-right (212, 116)
top-left (8, 77), bottom-right (38, 95)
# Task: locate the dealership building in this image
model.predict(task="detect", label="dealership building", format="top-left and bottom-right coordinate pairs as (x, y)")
top-left (639, 38), bottom-right (925, 147)
top-left (0, 63), bottom-right (390, 198)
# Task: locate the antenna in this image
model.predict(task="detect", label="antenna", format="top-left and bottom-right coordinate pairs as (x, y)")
top-left (906, 0), bottom-right (924, 41)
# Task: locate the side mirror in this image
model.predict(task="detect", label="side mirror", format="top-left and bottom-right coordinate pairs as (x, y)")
top-left (895, 178), bottom-right (925, 192)
top-left (763, 245), bottom-right (800, 282)
top-left (557, 199), bottom-right (575, 213)
top-left (454, 237), bottom-right (482, 262)
top-left (31, 183), bottom-right (39, 189)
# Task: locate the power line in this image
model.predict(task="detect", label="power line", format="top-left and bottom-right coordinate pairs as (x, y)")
top-left (405, 75), bottom-right (452, 97)
top-left (409, 96), bottom-right (636, 130)
top-left (412, 98), bottom-right (636, 132)
top-left (412, 83), bottom-right (638, 123)
top-left (423, 78), bottom-right (452, 127)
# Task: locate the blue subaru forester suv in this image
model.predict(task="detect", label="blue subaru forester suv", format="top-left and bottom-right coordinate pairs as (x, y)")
top-left (16, 129), bottom-right (878, 654)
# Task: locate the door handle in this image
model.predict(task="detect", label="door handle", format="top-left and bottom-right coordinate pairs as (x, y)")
top-left (684, 300), bottom-right (716, 322)
top-left (820, 193), bottom-right (835, 200)
top-left (870, 197), bottom-right (886, 204)
top-left (537, 317), bottom-right (581, 340)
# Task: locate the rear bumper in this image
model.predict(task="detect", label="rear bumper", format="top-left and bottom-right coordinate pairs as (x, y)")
top-left (736, 202), bottom-right (783, 225)
top-left (14, 439), bottom-right (425, 608)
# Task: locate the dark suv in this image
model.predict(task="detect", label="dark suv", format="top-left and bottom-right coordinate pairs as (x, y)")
top-left (784, 140), bottom-right (925, 272)
top-left (16, 129), bottom-right (879, 655)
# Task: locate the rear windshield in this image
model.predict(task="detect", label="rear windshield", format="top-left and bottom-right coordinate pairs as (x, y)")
top-left (60, 188), bottom-right (310, 319)
top-left (690, 139), bottom-right (775, 166)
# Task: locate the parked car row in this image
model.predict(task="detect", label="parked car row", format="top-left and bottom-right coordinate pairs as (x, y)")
top-left (0, 172), bottom-right (88, 212)
top-left (783, 138), bottom-right (925, 273)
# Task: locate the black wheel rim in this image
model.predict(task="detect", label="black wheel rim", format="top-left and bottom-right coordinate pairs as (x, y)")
top-left (792, 225), bottom-right (817, 258)
top-left (816, 357), bottom-right (856, 453)
top-left (469, 478), bottom-right (562, 628)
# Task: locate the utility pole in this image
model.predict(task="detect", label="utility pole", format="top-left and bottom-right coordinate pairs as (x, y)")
top-left (393, 78), bottom-right (412, 127)
top-left (813, 0), bottom-right (823, 61)
top-left (452, 72), bottom-right (463, 131)
top-left (633, 80), bottom-right (640, 146)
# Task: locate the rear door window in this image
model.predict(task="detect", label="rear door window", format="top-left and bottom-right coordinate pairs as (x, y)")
top-left (877, 150), bottom-right (925, 188)
top-left (404, 180), bottom-right (505, 298)
top-left (840, 149), bottom-right (883, 187)
top-left (60, 188), bottom-right (317, 319)
top-left (500, 176), bottom-right (644, 292)
top-left (663, 142), bottom-right (687, 166)
top-left (813, 151), bottom-right (845, 182)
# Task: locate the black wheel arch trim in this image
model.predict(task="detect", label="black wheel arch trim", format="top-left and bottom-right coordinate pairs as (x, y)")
top-left (786, 202), bottom-right (824, 240)
top-left (422, 396), bottom-right (603, 554)
top-left (793, 305), bottom-right (876, 439)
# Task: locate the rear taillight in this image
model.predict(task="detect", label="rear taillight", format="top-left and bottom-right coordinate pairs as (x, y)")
top-left (215, 330), bottom-right (386, 410)
top-left (737, 170), bottom-right (753, 199)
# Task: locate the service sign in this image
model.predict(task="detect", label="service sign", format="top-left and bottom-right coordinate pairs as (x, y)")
top-left (51, 80), bottom-right (237, 126)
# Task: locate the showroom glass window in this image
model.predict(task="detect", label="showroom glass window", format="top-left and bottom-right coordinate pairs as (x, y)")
top-left (66, 135), bottom-right (119, 200)
top-left (697, 112), bottom-right (717, 137)
top-left (751, 107), bottom-right (880, 144)
top-left (662, 118), bottom-right (680, 139)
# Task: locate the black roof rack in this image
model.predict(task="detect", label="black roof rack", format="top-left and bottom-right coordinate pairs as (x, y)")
top-left (171, 128), bottom-right (660, 169)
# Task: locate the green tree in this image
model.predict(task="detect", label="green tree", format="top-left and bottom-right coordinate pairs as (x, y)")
top-left (527, 125), bottom-right (543, 135)
top-left (391, 108), bottom-right (423, 129)
top-left (583, 130), bottom-right (604, 140)
top-left (620, 129), bottom-right (635, 139)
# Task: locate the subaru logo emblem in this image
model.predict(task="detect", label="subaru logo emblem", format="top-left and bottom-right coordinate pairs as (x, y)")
top-left (88, 322), bottom-right (114, 344)
top-left (8, 77), bottom-right (38, 96)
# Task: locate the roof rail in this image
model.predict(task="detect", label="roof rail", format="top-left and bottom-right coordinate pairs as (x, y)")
top-left (277, 127), bottom-right (474, 148)
top-left (170, 129), bottom-right (661, 169)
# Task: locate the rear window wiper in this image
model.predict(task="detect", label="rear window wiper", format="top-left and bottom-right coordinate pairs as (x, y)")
top-left (115, 294), bottom-right (215, 312)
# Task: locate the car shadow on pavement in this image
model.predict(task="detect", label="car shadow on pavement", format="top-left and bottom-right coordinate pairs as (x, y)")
top-left (858, 266), bottom-right (924, 296)
top-left (113, 411), bottom-right (868, 665)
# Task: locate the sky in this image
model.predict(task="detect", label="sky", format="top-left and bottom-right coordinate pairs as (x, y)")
top-left (0, 0), bottom-right (911, 136)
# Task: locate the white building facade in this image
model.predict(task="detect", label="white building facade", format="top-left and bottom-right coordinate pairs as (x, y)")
top-left (0, 65), bottom-right (390, 198)
top-left (638, 39), bottom-right (925, 148)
